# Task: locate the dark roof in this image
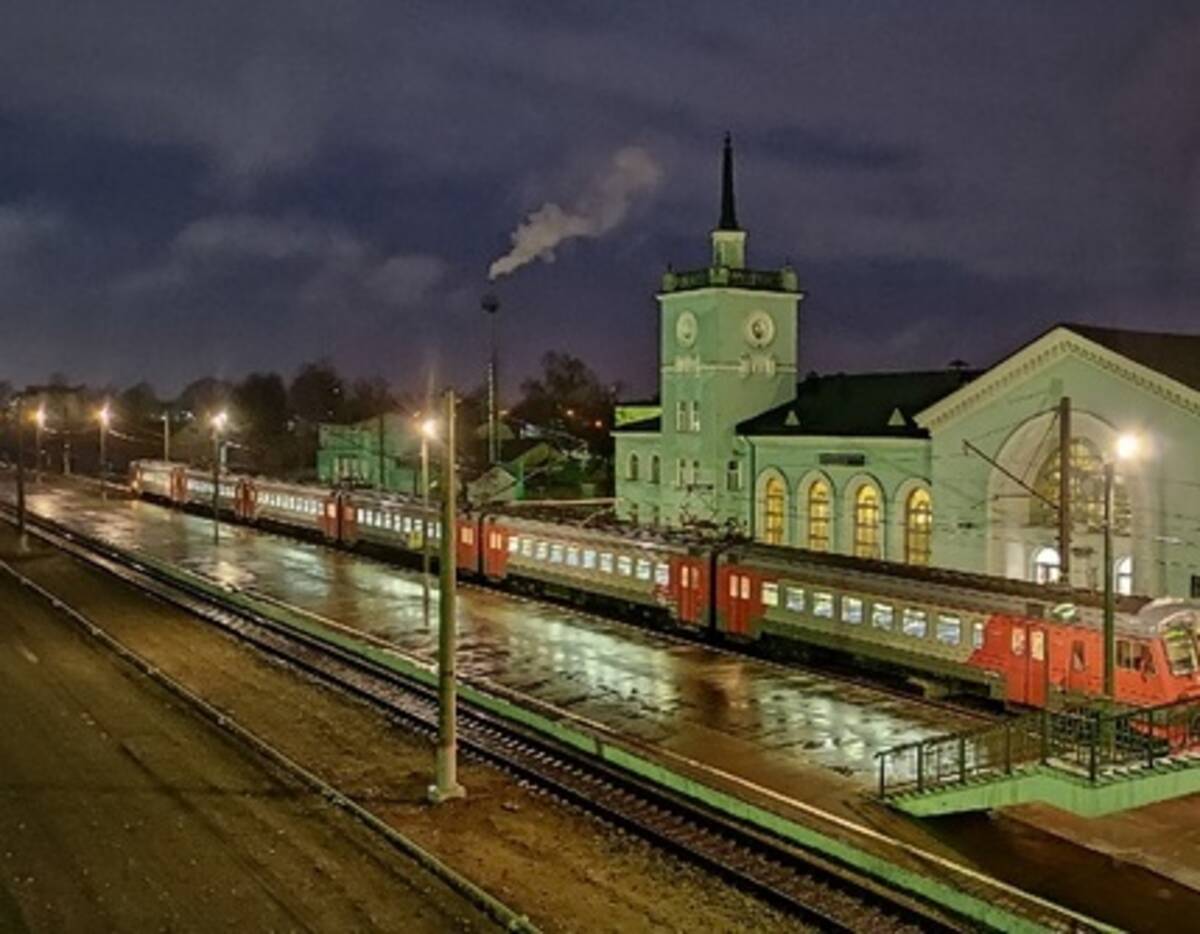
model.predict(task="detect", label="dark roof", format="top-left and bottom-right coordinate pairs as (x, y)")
top-left (1065, 323), bottom-right (1200, 393)
top-left (737, 369), bottom-right (979, 438)
top-left (611, 414), bottom-right (661, 434)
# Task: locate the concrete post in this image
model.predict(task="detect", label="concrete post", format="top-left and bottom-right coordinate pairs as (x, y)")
top-left (430, 389), bottom-right (465, 803)
top-left (1103, 461), bottom-right (1116, 700)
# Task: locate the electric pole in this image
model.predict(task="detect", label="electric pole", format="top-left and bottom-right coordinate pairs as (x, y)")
top-left (429, 389), bottom-right (465, 804)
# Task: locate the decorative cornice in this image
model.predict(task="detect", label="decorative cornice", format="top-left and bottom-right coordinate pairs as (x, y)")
top-left (917, 328), bottom-right (1200, 431)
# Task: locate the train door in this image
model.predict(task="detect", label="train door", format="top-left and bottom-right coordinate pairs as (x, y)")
top-left (674, 558), bottom-right (705, 626)
top-left (721, 566), bottom-right (760, 637)
top-left (235, 481), bottom-right (255, 521)
top-left (319, 495), bottom-right (339, 540)
top-left (483, 521), bottom-right (509, 580)
top-left (341, 497), bottom-right (358, 544)
top-left (456, 519), bottom-right (478, 574)
top-left (170, 467), bottom-right (187, 504)
top-left (1008, 620), bottom-right (1049, 707)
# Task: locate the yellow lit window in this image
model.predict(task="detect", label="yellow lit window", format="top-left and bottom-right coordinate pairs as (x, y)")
top-left (853, 485), bottom-right (881, 559)
top-left (807, 479), bottom-right (831, 552)
top-left (764, 476), bottom-right (786, 545)
top-left (904, 488), bottom-right (932, 566)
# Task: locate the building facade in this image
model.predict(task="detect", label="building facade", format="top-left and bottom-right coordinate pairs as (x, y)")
top-left (614, 139), bottom-right (1200, 598)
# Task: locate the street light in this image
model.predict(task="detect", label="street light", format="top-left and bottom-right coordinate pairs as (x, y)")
top-left (210, 410), bottom-right (228, 544)
top-left (419, 416), bottom-right (438, 634)
top-left (162, 411), bottom-right (172, 462)
top-left (33, 405), bottom-right (45, 483)
top-left (97, 403), bottom-right (112, 498)
top-left (1103, 432), bottom-right (1141, 700)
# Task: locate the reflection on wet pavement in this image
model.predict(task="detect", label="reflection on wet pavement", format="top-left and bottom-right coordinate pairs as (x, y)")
top-left (17, 482), bottom-right (981, 789)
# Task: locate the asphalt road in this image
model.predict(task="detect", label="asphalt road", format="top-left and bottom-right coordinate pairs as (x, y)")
top-left (0, 559), bottom-right (496, 933)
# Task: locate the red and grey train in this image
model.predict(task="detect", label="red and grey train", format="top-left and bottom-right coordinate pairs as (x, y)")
top-left (131, 459), bottom-right (1200, 709)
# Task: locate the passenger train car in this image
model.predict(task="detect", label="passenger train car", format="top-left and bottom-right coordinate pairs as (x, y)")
top-left (128, 459), bottom-right (1200, 709)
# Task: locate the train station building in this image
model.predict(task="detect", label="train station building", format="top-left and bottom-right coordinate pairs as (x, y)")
top-left (613, 138), bottom-right (1200, 599)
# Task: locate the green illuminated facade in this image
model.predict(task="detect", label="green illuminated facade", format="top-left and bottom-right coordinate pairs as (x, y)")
top-left (614, 138), bottom-right (1200, 598)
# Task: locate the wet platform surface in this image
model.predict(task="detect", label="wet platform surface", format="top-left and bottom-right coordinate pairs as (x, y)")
top-left (10, 479), bottom-right (978, 798)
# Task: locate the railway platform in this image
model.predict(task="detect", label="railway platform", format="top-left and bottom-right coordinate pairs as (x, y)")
top-left (7, 474), bottom-right (1200, 930)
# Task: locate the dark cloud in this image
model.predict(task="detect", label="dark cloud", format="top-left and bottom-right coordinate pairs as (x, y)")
top-left (0, 1), bottom-right (1199, 396)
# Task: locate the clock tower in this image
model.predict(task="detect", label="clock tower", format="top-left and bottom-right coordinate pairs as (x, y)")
top-left (656, 134), bottom-right (803, 528)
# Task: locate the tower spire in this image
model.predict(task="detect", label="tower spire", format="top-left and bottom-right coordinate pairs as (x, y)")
top-left (718, 131), bottom-right (739, 231)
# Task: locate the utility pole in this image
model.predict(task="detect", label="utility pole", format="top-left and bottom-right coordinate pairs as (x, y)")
top-left (210, 411), bottom-right (227, 545)
top-left (429, 389), bottom-right (465, 804)
top-left (1057, 396), bottom-right (1071, 584)
top-left (378, 413), bottom-right (386, 490)
top-left (482, 293), bottom-right (500, 466)
top-left (1102, 461), bottom-right (1116, 699)
top-left (98, 404), bottom-right (111, 500)
top-left (15, 395), bottom-right (26, 535)
top-left (33, 405), bottom-right (45, 483)
top-left (420, 417), bottom-right (435, 632)
top-left (162, 411), bottom-right (171, 461)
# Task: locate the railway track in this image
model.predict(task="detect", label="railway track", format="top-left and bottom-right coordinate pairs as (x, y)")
top-left (5, 501), bottom-right (952, 933)
top-left (3, 499), bottom-right (1116, 932)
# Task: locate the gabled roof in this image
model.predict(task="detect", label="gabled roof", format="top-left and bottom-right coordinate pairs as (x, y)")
top-left (738, 369), bottom-right (978, 438)
top-left (918, 322), bottom-right (1200, 430)
top-left (1063, 323), bottom-right (1200, 393)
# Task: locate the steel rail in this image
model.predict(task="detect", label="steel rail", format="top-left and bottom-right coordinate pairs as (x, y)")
top-left (3, 503), bottom-right (955, 933)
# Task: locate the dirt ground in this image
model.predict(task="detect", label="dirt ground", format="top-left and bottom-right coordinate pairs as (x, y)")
top-left (0, 559), bottom-right (496, 933)
top-left (0, 526), bottom-right (806, 933)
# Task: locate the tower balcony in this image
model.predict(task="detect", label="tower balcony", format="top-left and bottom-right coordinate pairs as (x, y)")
top-left (661, 265), bottom-right (800, 294)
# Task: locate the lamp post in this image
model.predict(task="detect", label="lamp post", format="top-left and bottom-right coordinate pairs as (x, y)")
top-left (162, 411), bottom-right (171, 462)
top-left (429, 389), bottom-right (464, 804)
top-left (1103, 433), bottom-right (1141, 700)
top-left (33, 405), bottom-right (45, 483)
top-left (419, 416), bottom-right (437, 633)
top-left (482, 293), bottom-right (500, 466)
top-left (15, 394), bottom-right (26, 535)
top-left (98, 403), bottom-right (111, 499)
top-left (210, 411), bottom-right (228, 545)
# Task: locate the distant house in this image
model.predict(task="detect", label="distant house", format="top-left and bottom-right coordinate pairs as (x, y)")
top-left (466, 439), bottom-right (567, 504)
top-left (316, 413), bottom-right (420, 492)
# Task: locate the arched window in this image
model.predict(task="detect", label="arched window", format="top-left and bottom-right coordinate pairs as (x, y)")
top-left (853, 485), bottom-right (881, 559)
top-left (1032, 546), bottom-right (1061, 584)
top-left (1115, 556), bottom-right (1133, 596)
top-left (763, 476), bottom-right (786, 545)
top-left (1031, 438), bottom-right (1130, 533)
top-left (904, 488), bottom-right (933, 566)
top-left (650, 454), bottom-right (661, 485)
top-left (806, 480), bottom-right (831, 552)
top-left (626, 452), bottom-right (639, 482)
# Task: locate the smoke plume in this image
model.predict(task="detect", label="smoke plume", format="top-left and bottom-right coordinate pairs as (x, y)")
top-left (488, 146), bottom-right (662, 280)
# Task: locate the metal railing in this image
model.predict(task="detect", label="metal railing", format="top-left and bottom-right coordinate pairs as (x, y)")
top-left (661, 267), bottom-right (799, 293)
top-left (877, 696), bottom-right (1200, 799)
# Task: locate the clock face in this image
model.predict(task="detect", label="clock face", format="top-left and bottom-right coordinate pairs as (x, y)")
top-left (675, 311), bottom-right (698, 348)
top-left (745, 311), bottom-right (775, 348)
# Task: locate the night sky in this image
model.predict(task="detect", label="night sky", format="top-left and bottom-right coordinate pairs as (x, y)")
top-left (2, 2), bottom-right (1199, 400)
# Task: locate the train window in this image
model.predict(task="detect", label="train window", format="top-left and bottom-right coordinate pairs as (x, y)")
top-left (655, 563), bottom-right (670, 586)
top-left (461, 527), bottom-right (473, 545)
top-left (550, 544), bottom-right (564, 563)
top-left (729, 575), bottom-right (740, 598)
top-left (522, 538), bottom-right (533, 557)
top-left (761, 582), bottom-right (779, 607)
top-left (1117, 640), bottom-right (1134, 670)
top-left (508, 535), bottom-right (520, 553)
top-left (357, 509), bottom-right (366, 524)
top-left (536, 541), bottom-right (548, 560)
top-left (1071, 640), bottom-right (1086, 671)
top-left (936, 614), bottom-right (962, 646)
top-left (902, 608), bottom-right (928, 639)
top-left (681, 566), bottom-right (690, 587)
top-left (972, 622), bottom-right (985, 650)
top-left (636, 559), bottom-right (652, 581)
top-left (600, 553), bottom-right (614, 573)
top-left (785, 587), bottom-right (805, 613)
top-left (1011, 628), bottom-right (1026, 656)
top-left (566, 546), bottom-right (580, 567)
top-left (813, 592), bottom-right (834, 619)
top-left (1163, 626), bottom-right (1198, 675)
top-left (618, 556), bottom-right (633, 576)
top-left (872, 603), bottom-right (894, 630)
top-left (842, 597), bottom-right (864, 624)
top-left (741, 576), bottom-right (751, 600)
top-left (433, 522), bottom-right (442, 539)
top-left (583, 549), bottom-right (597, 570)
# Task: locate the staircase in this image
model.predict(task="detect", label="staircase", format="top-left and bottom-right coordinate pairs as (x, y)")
top-left (876, 698), bottom-right (1200, 817)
